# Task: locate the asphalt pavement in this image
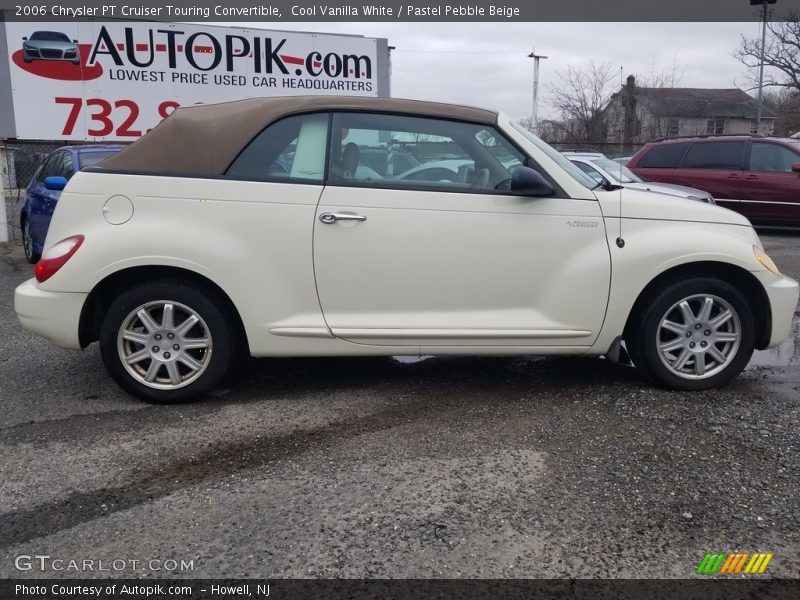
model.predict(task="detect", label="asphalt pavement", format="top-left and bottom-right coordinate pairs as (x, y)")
top-left (0, 232), bottom-right (798, 578)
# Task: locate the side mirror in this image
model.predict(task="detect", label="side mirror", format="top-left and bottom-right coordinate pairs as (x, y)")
top-left (510, 166), bottom-right (555, 197)
top-left (22, 37), bottom-right (28, 41)
top-left (72, 39), bottom-right (79, 44)
top-left (791, 162), bottom-right (800, 174)
top-left (43, 176), bottom-right (68, 191)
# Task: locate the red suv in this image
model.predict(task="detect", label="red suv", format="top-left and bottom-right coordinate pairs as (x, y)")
top-left (628, 135), bottom-right (800, 226)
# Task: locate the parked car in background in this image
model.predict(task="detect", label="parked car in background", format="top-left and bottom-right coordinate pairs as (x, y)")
top-left (396, 159), bottom-right (524, 183)
top-left (566, 153), bottom-right (715, 203)
top-left (359, 147), bottom-right (420, 177)
top-left (22, 31), bottom-right (80, 64)
top-left (14, 97), bottom-right (798, 402)
top-left (628, 135), bottom-right (800, 226)
top-left (395, 159), bottom-right (471, 182)
top-left (20, 145), bottom-right (122, 263)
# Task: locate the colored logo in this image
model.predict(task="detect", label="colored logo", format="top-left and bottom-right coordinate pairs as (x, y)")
top-left (696, 552), bottom-right (773, 575)
top-left (13, 38), bottom-right (103, 81)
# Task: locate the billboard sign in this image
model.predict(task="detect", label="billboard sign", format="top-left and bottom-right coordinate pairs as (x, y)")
top-left (0, 21), bottom-right (389, 141)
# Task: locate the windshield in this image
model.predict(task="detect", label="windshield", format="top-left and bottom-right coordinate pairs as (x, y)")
top-left (593, 158), bottom-right (642, 183)
top-left (31, 31), bottom-right (71, 42)
top-left (510, 122), bottom-right (597, 189)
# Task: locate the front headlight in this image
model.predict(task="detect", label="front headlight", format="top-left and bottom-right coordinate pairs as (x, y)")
top-left (754, 246), bottom-right (780, 275)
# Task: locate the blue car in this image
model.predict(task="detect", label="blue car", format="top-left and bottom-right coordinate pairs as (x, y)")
top-left (21, 145), bottom-right (122, 263)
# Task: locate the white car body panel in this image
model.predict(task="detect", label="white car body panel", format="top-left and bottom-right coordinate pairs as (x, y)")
top-left (314, 185), bottom-right (611, 347)
top-left (41, 173), bottom-right (333, 355)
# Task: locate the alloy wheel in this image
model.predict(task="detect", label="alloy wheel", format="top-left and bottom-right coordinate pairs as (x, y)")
top-left (656, 293), bottom-right (741, 380)
top-left (117, 300), bottom-right (213, 390)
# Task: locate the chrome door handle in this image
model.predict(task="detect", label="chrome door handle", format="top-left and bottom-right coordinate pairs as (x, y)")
top-left (319, 212), bottom-right (367, 224)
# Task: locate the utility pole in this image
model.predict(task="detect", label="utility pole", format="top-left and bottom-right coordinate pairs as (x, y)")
top-left (527, 49), bottom-right (548, 132)
top-left (751, 0), bottom-right (777, 133)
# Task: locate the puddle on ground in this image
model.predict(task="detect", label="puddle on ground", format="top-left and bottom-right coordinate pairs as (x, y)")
top-left (747, 319), bottom-right (800, 369)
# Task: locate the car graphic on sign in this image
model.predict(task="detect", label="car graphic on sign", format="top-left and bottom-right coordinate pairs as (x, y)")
top-left (22, 31), bottom-right (80, 65)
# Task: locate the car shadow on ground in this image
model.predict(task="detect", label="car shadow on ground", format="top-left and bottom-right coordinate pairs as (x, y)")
top-left (219, 353), bottom-right (647, 405)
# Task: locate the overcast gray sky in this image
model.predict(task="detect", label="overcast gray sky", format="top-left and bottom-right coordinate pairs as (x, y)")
top-left (239, 21), bottom-right (769, 120)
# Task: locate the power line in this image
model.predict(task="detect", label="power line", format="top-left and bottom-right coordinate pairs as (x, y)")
top-left (393, 50), bottom-right (526, 54)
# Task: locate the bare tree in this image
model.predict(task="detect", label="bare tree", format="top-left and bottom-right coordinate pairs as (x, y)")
top-left (517, 116), bottom-right (585, 144)
top-left (735, 11), bottom-right (800, 92)
top-left (762, 88), bottom-right (800, 135)
top-left (549, 61), bottom-right (616, 143)
top-left (516, 116), bottom-right (556, 138)
top-left (516, 116), bottom-right (536, 134)
top-left (640, 54), bottom-right (687, 89)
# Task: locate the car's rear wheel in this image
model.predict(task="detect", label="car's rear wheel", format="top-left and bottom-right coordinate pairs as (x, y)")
top-left (22, 219), bottom-right (40, 264)
top-left (99, 281), bottom-right (238, 403)
top-left (629, 277), bottom-right (755, 390)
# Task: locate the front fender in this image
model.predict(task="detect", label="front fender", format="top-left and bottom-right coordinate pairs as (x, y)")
top-left (591, 218), bottom-right (765, 354)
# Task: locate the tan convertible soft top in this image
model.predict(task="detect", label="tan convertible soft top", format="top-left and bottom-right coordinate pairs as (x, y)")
top-left (97, 96), bottom-right (499, 177)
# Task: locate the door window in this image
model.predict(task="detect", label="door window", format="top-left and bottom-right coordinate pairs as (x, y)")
top-left (682, 142), bottom-right (746, 170)
top-left (637, 143), bottom-right (689, 168)
top-left (748, 142), bottom-right (800, 173)
top-left (36, 152), bottom-right (62, 183)
top-left (327, 112), bottom-right (526, 193)
top-left (55, 152), bottom-right (75, 179)
top-left (225, 113), bottom-right (329, 182)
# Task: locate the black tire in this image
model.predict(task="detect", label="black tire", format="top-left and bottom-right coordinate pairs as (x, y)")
top-left (628, 277), bottom-right (756, 391)
top-left (22, 219), bottom-right (40, 264)
top-left (99, 280), bottom-right (239, 403)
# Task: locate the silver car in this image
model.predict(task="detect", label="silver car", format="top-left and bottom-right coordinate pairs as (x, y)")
top-left (567, 154), bottom-right (715, 204)
top-left (22, 31), bottom-right (80, 65)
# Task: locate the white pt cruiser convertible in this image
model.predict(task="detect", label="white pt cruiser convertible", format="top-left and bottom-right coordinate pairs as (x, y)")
top-left (14, 97), bottom-right (800, 402)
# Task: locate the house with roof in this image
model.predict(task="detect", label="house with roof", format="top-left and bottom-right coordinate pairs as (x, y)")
top-left (604, 75), bottom-right (776, 144)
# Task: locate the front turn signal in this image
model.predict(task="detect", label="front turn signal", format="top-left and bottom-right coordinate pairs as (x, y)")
top-left (754, 246), bottom-right (780, 276)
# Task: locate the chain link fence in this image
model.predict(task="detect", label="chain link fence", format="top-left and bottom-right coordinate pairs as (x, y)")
top-left (3, 141), bottom-right (67, 244)
top-left (1, 140), bottom-right (121, 244)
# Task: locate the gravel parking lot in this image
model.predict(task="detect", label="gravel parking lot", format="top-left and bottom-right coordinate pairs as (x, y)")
top-left (0, 233), bottom-right (798, 579)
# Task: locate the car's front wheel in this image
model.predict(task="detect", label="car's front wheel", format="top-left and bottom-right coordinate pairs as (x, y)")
top-left (22, 219), bottom-right (40, 264)
top-left (628, 277), bottom-right (756, 390)
top-left (99, 281), bottom-right (238, 402)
